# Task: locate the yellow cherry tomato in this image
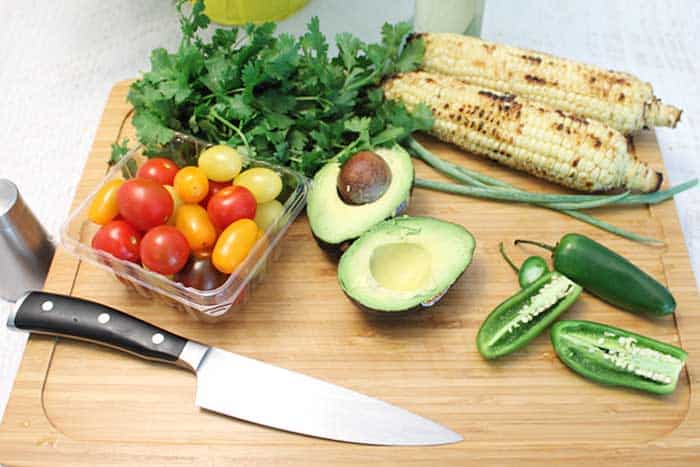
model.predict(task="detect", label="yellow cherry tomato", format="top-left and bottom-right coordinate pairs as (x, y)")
top-left (174, 166), bottom-right (209, 203)
top-left (164, 185), bottom-right (183, 225)
top-left (212, 218), bottom-right (258, 274)
top-left (198, 145), bottom-right (243, 182)
top-left (234, 167), bottom-right (282, 204)
top-left (175, 204), bottom-right (218, 252)
top-left (88, 179), bottom-right (124, 225)
top-left (253, 199), bottom-right (284, 231)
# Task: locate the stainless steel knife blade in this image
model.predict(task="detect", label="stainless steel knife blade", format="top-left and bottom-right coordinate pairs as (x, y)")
top-left (181, 342), bottom-right (463, 445)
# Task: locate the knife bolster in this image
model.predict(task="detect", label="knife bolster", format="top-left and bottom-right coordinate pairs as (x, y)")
top-left (177, 340), bottom-right (210, 372)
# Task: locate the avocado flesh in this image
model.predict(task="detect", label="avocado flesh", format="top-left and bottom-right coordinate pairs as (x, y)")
top-left (338, 216), bottom-right (475, 312)
top-left (307, 146), bottom-right (413, 247)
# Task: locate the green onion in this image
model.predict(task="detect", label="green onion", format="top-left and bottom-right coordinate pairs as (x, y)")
top-left (413, 178), bottom-right (628, 206)
top-left (406, 136), bottom-right (695, 244)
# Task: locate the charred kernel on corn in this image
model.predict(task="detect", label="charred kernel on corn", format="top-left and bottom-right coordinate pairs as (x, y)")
top-left (416, 33), bottom-right (682, 134)
top-left (383, 72), bottom-right (662, 193)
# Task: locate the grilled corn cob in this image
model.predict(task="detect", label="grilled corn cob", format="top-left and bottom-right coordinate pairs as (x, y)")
top-left (417, 33), bottom-right (681, 134)
top-left (383, 72), bottom-right (661, 193)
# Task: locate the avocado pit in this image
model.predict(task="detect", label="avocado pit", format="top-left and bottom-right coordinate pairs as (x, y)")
top-left (337, 151), bottom-right (392, 205)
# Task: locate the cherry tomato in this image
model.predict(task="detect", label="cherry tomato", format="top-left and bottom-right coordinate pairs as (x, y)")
top-left (140, 225), bottom-right (190, 275)
top-left (253, 199), bottom-right (284, 231)
top-left (212, 219), bottom-right (258, 274)
top-left (91, 220), bottom-right (142, 262)
top-left (164, 185), bottom-right (183, 225)
top-left (88, 179), bottom-right (124, 225)
top-left (174, 166), bottom-right (209, 203)
top-left (175, 204), bottom-right (218, 252)
top-left (137, 158), bottom-right (179, 185)
top-left (175, 252), bottom-right (228, 291)
top-left (234, 167), bottom-right (282, 204)
top-left (207, 185), bottom-right (257, 230)
top-left (199, 180), bottom-right (230, 208)
top-left (198, 145), bottom-right (243, 182)
top-left (117, 179), bottom-right (173, 231)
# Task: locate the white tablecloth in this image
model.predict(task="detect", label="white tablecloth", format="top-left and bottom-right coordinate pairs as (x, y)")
top-left (1, 0), bottom-right (698, 421)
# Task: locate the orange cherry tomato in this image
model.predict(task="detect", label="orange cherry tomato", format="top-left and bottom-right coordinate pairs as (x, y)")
top-left (174, 166), bottom-right (209, 203)
top-left (175, 204), bottom-right (218, 252)
top-left (88, 179), bottom-right (124, 225)
top-left (212, 218), bottom-right (258, 274)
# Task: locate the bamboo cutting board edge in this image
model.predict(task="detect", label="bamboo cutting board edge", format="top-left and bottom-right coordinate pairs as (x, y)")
top-left (0, 80), bottom-right (699, 466)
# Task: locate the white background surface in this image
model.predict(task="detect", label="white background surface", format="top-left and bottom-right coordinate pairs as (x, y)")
top-left (0, 0), bottom-right (698, 421)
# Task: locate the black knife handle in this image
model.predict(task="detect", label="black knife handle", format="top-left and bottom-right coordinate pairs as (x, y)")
top-left (9, 291), bottom-right (187, 363)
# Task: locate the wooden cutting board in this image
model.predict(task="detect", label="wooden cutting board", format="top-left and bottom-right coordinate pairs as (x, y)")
top-left (1, 81), bottom-right (699, 466)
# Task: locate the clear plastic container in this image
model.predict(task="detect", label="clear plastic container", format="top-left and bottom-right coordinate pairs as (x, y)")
top-left (61, 133), bottom-right (310, 322)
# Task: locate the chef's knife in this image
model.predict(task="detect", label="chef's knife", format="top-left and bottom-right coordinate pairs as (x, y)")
top-left (7, 291), bottom-right (462, 445)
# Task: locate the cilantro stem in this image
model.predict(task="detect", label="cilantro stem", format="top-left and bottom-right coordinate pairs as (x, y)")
top-left (209, 108), bottom-right (250, 151)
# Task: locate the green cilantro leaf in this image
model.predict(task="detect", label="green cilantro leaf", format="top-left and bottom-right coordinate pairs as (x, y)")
top-left (132, 111), bottom-right (175, 146)
top-left (396, 36), bottom-right (425, 73)
top-left (335, 32), bottom-right (362, 69)
top-left (127, 3), bottom-right (432, 176)
top-left (109, 138), bottom-right (137, 178)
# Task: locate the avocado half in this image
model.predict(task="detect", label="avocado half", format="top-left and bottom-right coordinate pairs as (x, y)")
top-left (307, 146), bottom-right (414, 253)
top-left (338, 216), bottom-right (475, 313)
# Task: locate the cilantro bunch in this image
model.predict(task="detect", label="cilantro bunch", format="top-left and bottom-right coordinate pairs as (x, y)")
top-left (127, 0), bottom-right (432, 175)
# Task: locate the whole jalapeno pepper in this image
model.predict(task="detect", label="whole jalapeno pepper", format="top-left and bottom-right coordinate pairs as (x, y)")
top-left (477, 271), bottom-right (582, 359)
top-left (499, 242), bottom-right (549, 288)
top-left (515, 233), bottom-right (676, 317)
top-left (551, 320), bottom-right (687, 395)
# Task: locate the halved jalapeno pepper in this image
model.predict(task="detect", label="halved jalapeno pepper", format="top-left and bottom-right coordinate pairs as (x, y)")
top-left (477, 272), bottom-right (582, 359)
top-left (551, 320), bottom-right (687, 395)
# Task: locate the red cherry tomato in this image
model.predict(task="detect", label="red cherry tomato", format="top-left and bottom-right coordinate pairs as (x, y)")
top-left (207, 185), bottom-right (257, 230)
top-left (136, 158), bottom-right (179, 185)
top-left (117, 179), bottom-right (173, 231)
top-left (140, 226), bottom-right (190, 275)
top-left (91, 220), bottom-right (142, 263)
top-left (199, 180), bottom-right (230, 208)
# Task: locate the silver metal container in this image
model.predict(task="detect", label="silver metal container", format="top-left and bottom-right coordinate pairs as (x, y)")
top-left (0, 179), bottom-right (55, 301)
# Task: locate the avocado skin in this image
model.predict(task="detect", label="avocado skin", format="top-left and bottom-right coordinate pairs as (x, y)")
top-left (342, 269), bottom-right (467, 315)
top-left (310, 192), bottom-right (411, 259)
top-left (312, 232), bottom-right (355, 261)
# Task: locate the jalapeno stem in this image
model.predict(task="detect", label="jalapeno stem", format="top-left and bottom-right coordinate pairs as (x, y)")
top-left (499, 242), bottom-right (520, 274)
top-left (514, 239), bottom-right (556, 252)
